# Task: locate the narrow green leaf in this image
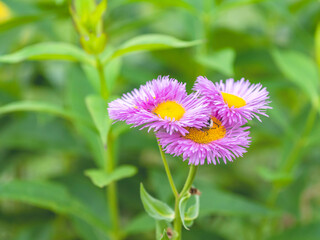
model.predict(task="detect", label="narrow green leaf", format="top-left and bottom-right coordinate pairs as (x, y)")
top-left (0, 101), bottom-right (92, 128)
top-left (196, 48), bottom-right (235, 76)
top-left (102, 34), bottom-right (202, 63)
top-left (271, 49), bottom-right (319, 106)
top-left (0, 180), bottom-right (110, 235)
top-left (0, 15), bottom-right (43, 32)
top-left (140, 183), bottom-right (175, 221)
top-left (85, 165), bottom-right (137, 188)
top-left (85, 95), bottom-right (112, 146)
top-left (0, 42), bottom-right (95, 65)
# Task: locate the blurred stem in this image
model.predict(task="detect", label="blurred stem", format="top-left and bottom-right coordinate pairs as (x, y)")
top-left (173, 165), bottom-right (198, 240)
top-left (157, 141), bottom-right (178, 197)
top-left (96, 55), bottom-right (109, 100)
top-left (105, 133), bottom-right (121, 240)
top-left (260, 105), bottom-right (318, 239)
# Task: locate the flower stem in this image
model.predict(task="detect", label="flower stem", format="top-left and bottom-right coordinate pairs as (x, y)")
top-left (157, 141), bottom-right (178, 197)
top-left (96, 56), bottom-right (109, 100)
top-left (96, 57), bottom-right (120, 239)
top-left (173, 164), bottom-right (198, 240)
top-left (105, 134), bottom-right (121, 240)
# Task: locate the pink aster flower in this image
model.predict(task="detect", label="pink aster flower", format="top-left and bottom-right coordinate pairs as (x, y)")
top-left (108, 76), bottom-right (209, 135)
top-left (193, 76), bottom-right (271, 125)
top-left (156, 115), bottom-right (251, 165)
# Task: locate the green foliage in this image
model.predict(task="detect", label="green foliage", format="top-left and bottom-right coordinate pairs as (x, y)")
top-left (0, 42), bottom-right (95, 65)
top-left (85, 95), bottom-right (112, 146)
top-left (102, 34), bottom-right (202, 62)
top-left (85, 165), bottom-right (138, 188)
top-left (0, 180), bottom-right (110, 235)
top-left (272, 49), bottom-right (319, 106)
top-left (0, 0), bottom-right (319, 239)
top-left (140, 183), bottom-right (175, 222)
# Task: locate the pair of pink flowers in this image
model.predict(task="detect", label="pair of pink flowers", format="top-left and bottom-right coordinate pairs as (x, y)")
top-left (108, 76), bottom-right (271, 165)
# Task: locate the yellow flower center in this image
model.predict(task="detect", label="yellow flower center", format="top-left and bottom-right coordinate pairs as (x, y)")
top-left (0, 1), bottom-right (11, 23)
top-left (221, 92), bottom-right (246, 108)
top-left (184, 117), bottom-right (226, 144)
top-left (153, 101), bottom-right (185, 121)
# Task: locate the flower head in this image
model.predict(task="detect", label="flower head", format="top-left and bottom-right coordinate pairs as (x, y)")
top-left (108, 76), bottom-right (209, 135)
top-left (193, 76), bottom-right (271, 125)
top-left (156, 115), bottom-right (251, 165)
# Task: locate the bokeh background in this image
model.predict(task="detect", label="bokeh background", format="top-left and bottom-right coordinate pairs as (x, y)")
top-left (0, 0), bottom-right (320, 239)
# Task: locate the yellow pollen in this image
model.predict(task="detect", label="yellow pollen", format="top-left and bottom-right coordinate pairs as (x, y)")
top-left (221, 92), bottom-right (246, 108)
top-left (184, 117), bottom-right (226, 144)
top-left (153, 101), bottom-right (185, 121)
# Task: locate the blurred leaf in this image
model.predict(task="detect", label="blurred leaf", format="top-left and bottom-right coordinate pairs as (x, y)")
top-left (140, 183), bottom-right (175, 221)
top-left (0, 15), bottom-right (43, 32)
top-left (258, 167), bottom-right (293, 187)
top-left (200, 187), bottom-right (279, 217)
top-left (267, 221), bottom-right (320, 240)
top-left (127, 0), bottom-right (196, 13)
top-left (0, 100), bottom-right (92, 127)
top-left (196, 48), bottom-right (235, 76)
top-left (179, 192), bottom-right (200, 230)
top-left (82, 57), bottom-right (122, 94)
top-left (71, 217), bottom-right (109, 240)
top-left (124, 214), bottom-right (154, 235)
top-left (0, 42), bottom-right (95, 65)
top-left (271, 49), bottom-right (319, 106)
top-left (85, 95), bottom-right (112, 146)
top-left (217, 0), bottom-right (267, 12)
top-left (102, 34), bottom-right (202, 63)
top-left (85, 165), bottom-right (137, 188)
top-left (0, 180), bottom-right (110, 235)
top-left (316, 23), bottom-right (320, 70)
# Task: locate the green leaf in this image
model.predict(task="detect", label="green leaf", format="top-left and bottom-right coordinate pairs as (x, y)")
top-left (85, 95), bottom-right (112, 146)
top-left (85, 165), bottom-right (137, 188)
top-left (196, 48), bottom-right (236, 76)
top-left (0, 100), bottom-right (92, 128)
top-left (140, 183), bottom-right (175, 221)
top-left (0, 42), bottom-right (95, 65)
top-left (0, 180), bottom-right (110, 235)
top-left (258, 167), bottom-right (293, 187)
top-left (271, 49), bottom-right (319, 106)
top-left (199, 186), bottom-right (280, 217)
top-left (102, 34), bottom-right (202, 63)
top-left (0, 15), bottom-right (43, 32)
top-left (179, 192), bottom-right (200, 230)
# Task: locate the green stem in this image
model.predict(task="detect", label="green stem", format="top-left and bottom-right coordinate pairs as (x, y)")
top-left (157, 141), bottom-right (178, 197)
top-left (105, 134), bottom-right (121, 240)
top-left (96, 56), bottom-right (109, 100)
top-left (173, 165), bottom-right (198, 240)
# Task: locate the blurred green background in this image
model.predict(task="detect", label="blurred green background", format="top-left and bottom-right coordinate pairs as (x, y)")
top-left (0, 0), bottom-right (320, 239)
